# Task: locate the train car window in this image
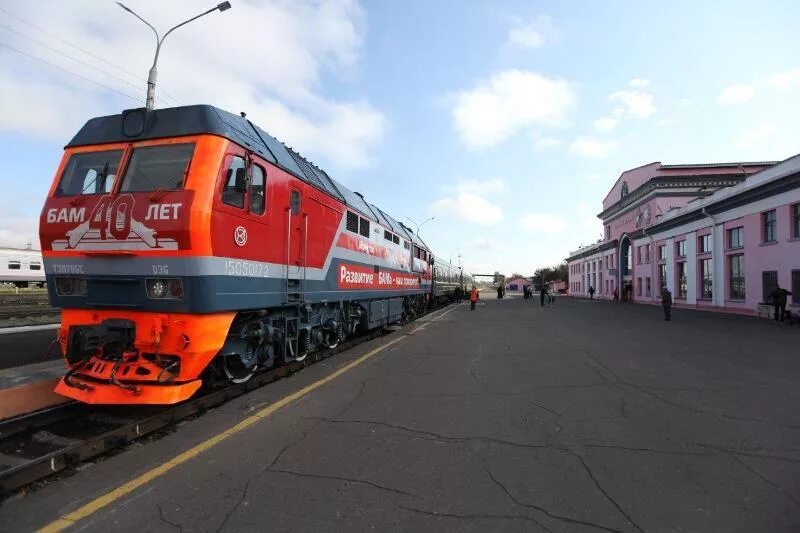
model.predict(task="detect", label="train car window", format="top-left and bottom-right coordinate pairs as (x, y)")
top-left (250, 164), bottom-right (266, 215)
top-left (290, 190), bottom-right (301, 215)
top-left (393, 235), bottom-right (399, 244)
top-left (404, 241), bottom-right (410, 250)
top-left (120, 143), bottom-right (195, 192)
top-left (8, 261), bottom-right (20, 270)
top-left (346, 211), bottom-right (359, 232)
top-left (222, 156), bottom-right (246, 208)
top-left (29, 262), bottom-right (41, 270)
top-left (359, 217), bottom-right (370, 238)
top-left (384, 230), bottom-right (392, 241)
top-left (55, 149), bottom-right (123, 196)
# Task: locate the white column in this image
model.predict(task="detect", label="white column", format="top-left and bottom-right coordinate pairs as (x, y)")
top-left (685, 231), bottom-right (697, 305)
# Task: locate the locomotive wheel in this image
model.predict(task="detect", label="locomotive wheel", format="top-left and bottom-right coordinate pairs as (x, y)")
top-left (222, 356), bottom-right (256, 384)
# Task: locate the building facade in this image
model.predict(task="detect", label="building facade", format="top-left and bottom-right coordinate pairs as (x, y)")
top-left (568, 156), bottom-right (800, 315)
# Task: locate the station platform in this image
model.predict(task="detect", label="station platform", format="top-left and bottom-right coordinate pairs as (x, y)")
top-left (0, 324), bottom-right (66, 420)
top-left (2, 298), bottom-right (799, 532)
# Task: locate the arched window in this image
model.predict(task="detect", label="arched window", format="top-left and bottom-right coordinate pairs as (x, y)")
top-left (620, 181), bottom-right (629, 199)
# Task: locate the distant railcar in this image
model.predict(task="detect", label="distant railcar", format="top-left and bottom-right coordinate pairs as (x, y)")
top-left (0, 248), bottom-right (45, 287)
top-left (39, 105), bottom-right (463, 405)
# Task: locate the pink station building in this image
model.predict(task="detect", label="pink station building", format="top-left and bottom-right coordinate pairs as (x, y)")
top-left (567, 155), bottom-right (800, 316)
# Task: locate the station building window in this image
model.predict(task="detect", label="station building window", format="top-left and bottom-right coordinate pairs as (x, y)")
top-left (658, 245), bottom-right (666, 261)
top-left (700, 258), bottom-right (712, 299)
top-left (676, 240), bottom-right (686, 258)
top-left (793, 204), bottom-right (800, 239)
top-left (644, 244), bottom-right (650, 263)
top-left (699, 234), bottom-right (711, 254)
top-left (645, 277), bottom-right (651, 297)
top-left (728, 227), bottom-right (744, 249)
top-left (676, 262), bottom-right (687, 298)
top-left (729, 254), bottom-right (745, 300)
top-left (637, 277), bottom-right (642, 296)
top-left (762, 210), bottom-right (777, 243)
top-left (659, 263), bottom-right (667, 291)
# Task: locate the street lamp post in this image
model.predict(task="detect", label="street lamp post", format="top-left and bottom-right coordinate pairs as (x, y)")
top-left (116, 1), bottom-right (232, 110)
top-left (405, 216), bottom-right (435, 236)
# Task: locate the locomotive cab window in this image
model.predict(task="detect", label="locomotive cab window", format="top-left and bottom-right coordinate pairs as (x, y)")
top-left (290, 190), bottom-right (301, 215)
top-left (55, 149), bottom-right (123, 196)
top-left (120, 143), bottom-right (195, 192)
top-left (250, 164), bottom-right (266, 215)
top-left (222, 156), bottom-right (246, 208)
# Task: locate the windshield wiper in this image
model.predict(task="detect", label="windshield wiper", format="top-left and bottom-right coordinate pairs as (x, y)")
top-left (71, 162), bottom-right (109, 206)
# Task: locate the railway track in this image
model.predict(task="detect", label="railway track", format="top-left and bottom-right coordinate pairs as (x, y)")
top-left (0, 305), bottom-right (59, 320)
top-left (0, 306), bottom-right (443, 499)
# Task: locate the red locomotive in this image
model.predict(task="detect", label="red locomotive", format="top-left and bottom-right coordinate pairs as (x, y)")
top-left (39, 105), bottom-right (469, 405)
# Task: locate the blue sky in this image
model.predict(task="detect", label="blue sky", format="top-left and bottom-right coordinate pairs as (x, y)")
top-left (1, 0), bottom-right (799, 274)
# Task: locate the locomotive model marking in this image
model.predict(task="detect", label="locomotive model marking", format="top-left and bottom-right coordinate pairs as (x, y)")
top-left (234, 226), bottom-right (247, 247)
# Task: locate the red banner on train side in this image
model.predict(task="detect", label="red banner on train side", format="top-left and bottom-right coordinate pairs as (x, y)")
top-left (337, 263), bottom-right (420, 290)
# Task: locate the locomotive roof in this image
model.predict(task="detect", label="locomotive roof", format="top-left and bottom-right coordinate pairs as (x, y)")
top-left (66, 105), bottom-right (427, 250)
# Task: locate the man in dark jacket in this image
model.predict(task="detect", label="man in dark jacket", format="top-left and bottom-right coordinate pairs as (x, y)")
top-left (769, 285), bottom-right (793, 322)
top-left (661, 287), bottom-right (673, 321)
top-left (540, 285), bottom-right (547, 307)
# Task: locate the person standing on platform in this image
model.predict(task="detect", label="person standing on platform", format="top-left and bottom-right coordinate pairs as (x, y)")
top-left (769, 285), bottom-right (792, 322)
top-left (469, 286), bottom-right (479, 311)
top-left (540, 285), bottom-right (547, 307)
top-left (613, 286), bottom-right (619, 302)
top-left (588, 286), bottom-right (595, 299)
top-left (661, 287), bottom-right (673, 321)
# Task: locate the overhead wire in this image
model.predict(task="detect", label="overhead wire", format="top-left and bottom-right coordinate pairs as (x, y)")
top-left (0, 40), bottom-right (141, 103)
top-left (0, 6), bottom-right (183, 106)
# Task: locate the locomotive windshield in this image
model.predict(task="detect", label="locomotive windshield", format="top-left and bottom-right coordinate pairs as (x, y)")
top-left (55, 149), bottom-right (123, 196)
top-left (119, 143), bottom-right (195, 192)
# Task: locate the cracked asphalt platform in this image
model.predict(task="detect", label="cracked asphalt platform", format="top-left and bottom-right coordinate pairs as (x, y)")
top-left (2, 296), bottom-right (800, 532)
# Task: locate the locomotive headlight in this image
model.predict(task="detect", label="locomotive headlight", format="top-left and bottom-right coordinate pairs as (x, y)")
top-left (54, 276), bottom-right (87, 296)
top-left (146, 278), bottom-right (184, 300)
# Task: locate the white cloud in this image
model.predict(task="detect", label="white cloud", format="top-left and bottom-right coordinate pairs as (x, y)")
top-left (507, 15), bottom-right (556, 49)
top-left (736, 124), bottom-right (778, 148)
top-left (0, 0), bottom-right (384, 170)
top-left (519, 213), bottom-right (567, 234)
top-left (508, 27), bottom-right (545, 48)
top-left (655, 118), bottom-right (673, 127)
top-left (716, 84), bottom-right (755, 105)
top-left (629, 78), bottom-right (649, 88)
top-left (451, 69), bottom-right (575, 149)
top-left (452, 178), bottom-right (509, 195)
top-left (767, 68), bottom-right (800, 90)
top-left (592, 117), bottom-right (618, 131)
top-left (534, 137), bottom-right (562, 150)
top-left (432, 193), bottom-right (503, 225)
top-left (569, 137), bottom-right (617, 158)
top-left (609, 89), bottom-right (656, 118)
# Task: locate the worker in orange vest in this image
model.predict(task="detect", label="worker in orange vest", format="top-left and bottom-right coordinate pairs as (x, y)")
top-left (469, 286), bottom-right (479, 311)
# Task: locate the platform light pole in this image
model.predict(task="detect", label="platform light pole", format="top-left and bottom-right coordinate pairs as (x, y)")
top-left (405, 216), bottom-right (435, 236)
top-left (116, 1), bottom-right (232, 110)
